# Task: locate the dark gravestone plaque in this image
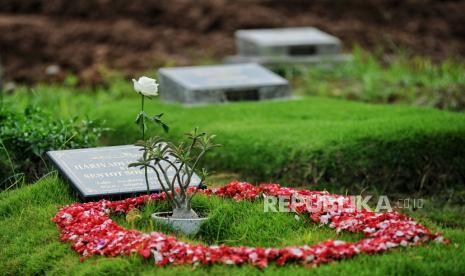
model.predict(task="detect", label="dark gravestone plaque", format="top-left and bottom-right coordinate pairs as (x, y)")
top-left (46, 145), bottom-right (202, 200)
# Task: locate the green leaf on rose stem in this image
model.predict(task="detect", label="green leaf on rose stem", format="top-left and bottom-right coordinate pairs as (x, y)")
top-left (160, 122), bottom-right (169, 133)
top-left (135, 111), bottom-right (146, 125)
top-left (150, 113), bottom-right (170, 133)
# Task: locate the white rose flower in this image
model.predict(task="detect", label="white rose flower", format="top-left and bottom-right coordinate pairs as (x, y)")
top-left (132, 76), bottom-right (159, 97)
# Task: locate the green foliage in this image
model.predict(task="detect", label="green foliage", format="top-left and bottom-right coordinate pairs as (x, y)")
top-left (0, 104), bottom-right (107, 189)
top-left (297, 47), bottom-right (465, 111)
top-left (1, 176), bottom-right (465, 275)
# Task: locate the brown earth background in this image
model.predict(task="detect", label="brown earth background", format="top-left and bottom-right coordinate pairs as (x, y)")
top-left (0, 0), bottom-right (464, 84)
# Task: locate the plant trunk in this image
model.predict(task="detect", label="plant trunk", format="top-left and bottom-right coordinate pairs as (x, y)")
top-left (171, 200), bottom-right (199, 219)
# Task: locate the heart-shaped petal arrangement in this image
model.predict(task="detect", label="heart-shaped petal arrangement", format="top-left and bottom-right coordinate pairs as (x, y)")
top-left (52, 182), bottom-right (447, 268)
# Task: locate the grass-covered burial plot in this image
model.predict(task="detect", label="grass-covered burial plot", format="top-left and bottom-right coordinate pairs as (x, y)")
top-left (96, 97), bottom-right (465, 194)
top-left (52, 181), bottom-right (446, 266)
top-left (1, 176), bottom-right (464, 275)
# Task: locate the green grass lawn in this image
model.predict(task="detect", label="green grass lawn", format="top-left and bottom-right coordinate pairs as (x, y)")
top-left (0, 175), bottom-right (464, 275)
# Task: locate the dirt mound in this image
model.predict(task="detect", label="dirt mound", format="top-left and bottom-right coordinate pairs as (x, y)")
top-left (0, 0), bottom-right (464, 84)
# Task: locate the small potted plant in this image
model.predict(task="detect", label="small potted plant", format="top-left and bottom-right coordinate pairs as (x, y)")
top-left (130, 76), bottom-right (220, 235)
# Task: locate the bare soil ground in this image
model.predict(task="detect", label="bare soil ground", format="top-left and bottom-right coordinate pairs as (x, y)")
top-left (0, 0), bottom-right (464, 84)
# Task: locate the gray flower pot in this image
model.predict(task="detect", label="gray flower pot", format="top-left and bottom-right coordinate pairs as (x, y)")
top-left (151, 212), bottom-right (208, 235)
